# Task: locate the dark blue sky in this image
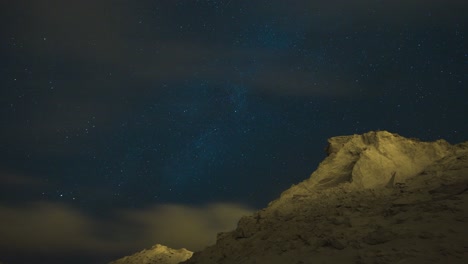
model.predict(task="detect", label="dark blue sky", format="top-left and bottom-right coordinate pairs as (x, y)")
top-left (0, 1), bottom-right (467, 263)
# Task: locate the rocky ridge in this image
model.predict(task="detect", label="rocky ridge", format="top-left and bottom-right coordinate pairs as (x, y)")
top-left (109, 244), bottom-right (192, 264)
top-left (183, 131), bottom-right (468, 264)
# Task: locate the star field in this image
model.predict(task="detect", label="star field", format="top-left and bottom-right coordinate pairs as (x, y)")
top-left (0, 1), bottom-right (466, 263)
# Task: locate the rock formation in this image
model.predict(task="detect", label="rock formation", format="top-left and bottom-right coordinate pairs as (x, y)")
top-left (183, 131), bottom-right (468, 264)
top-left (111, 131), bottom-right (467, 264)
top-left (109, 244), bottom-right (192, 264)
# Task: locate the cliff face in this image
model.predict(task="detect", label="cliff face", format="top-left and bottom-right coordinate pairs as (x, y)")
top-left (291, 130), bottom-right (451, 191)
top-left (183, 131), bottom-right (468, 264)
top-left (109, 244), bottom-right (192, 264)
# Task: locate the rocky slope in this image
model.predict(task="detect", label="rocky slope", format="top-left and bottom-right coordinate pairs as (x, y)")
top-left (109, 244), bottom-right (192, 264)
top-left (183, 131), bottom-right (468, 264)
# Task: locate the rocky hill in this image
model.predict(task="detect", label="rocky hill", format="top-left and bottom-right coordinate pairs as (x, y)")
top-left (111, 131), bottom-right (468, 264)
top-left (183, 131), bottom-right (468, 264)
top-left (109, 244), bottom-right (192, 264)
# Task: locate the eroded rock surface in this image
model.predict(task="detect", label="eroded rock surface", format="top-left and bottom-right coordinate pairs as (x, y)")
top-left (109, 244), bottom-right (192, 264)
top-left (183, 131), bottom-right (468, 264)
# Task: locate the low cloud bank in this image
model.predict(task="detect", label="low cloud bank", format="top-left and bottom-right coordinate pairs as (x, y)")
top-left (0, 202), bottom-right (254, 257)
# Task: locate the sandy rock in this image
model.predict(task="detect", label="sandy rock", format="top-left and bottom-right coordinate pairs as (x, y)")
top-left (362, 228), bottom-right (396, 245)
top-left (109, 244), bottom-right (192, 264)
top-left (183, 131), bottom-right (468, 264)
top-left (311, 131), bottom-right (451, 189)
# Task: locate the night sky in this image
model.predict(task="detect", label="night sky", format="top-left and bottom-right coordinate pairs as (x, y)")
top-left (0, 1), bottom-right (467, 263)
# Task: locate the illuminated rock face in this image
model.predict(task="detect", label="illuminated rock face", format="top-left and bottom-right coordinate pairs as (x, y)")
top-left (310, 130), bottom-right (451, 189)
top-left (183, 131), bottom-right (468, 264)
top-left (109, 244), bottom-right (192, 264)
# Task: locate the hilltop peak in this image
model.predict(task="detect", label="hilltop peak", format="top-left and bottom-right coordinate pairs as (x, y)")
top-left (110, 131), bottom-right (468, 264)
top-left (184, 131), bottom-right (468, 264)
top-left (109, 244), bottom-right (192, 264)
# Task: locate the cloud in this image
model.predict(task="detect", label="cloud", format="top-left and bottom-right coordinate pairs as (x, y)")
top-left (0, 202), bottom-right (254, 257)
top-left (252, 67), bottom-right (359, 97)
top-left (0, 172), bottom-right (44, 186)
top-left (118, 203), bottom-right (254, 251)
top-left (0, 202), bottom-right (104, 253)
top-left (262, 0), bottom-right (467, 25)
top-left (1, 0), bottom-right (131, 61)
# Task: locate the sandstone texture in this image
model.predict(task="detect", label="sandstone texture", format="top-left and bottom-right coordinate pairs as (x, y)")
top-left (183, 131), bottom-right (468, 264)
top-left (109, 244), bottom-right (192, 264)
